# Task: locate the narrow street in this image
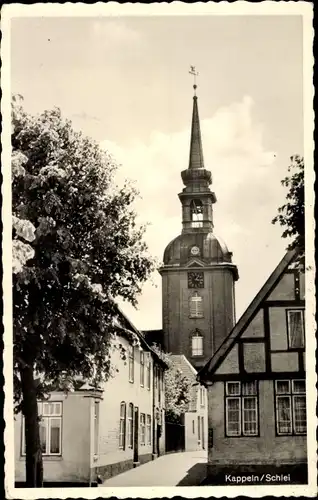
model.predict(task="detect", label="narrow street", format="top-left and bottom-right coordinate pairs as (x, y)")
top-left (100, 450), bottom-right (208, 487)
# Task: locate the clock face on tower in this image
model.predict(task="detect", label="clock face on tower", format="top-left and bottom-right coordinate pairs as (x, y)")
top-left (190, 246), bottom-right (200, 256)
top-left (188, 271), bottom-right (204, 288)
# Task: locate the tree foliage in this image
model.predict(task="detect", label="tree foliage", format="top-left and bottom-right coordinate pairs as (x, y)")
top-left (272, 155), bottom-right (304, 261)
top-left (12, 96), bottom-right (155, 485)
top-left (152, 345), bottom-right (192, 423)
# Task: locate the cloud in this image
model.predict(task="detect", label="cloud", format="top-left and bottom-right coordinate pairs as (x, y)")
top-left (100, 95), bottom-right (287, 329)
top-left (91, 20), bottom-right (142, 46)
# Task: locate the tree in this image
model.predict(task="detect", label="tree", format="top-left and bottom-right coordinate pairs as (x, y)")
top-left (272, 155), bottom-right (304, 263)
top-left (151, 346), bottom-right (192, 423)
top-left (12, 96), bottom-right (155, 486)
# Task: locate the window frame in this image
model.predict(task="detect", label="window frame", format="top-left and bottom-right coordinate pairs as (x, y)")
top-left (200, 387), bottom-right (205, 407)
top-left (128, 345), bottom-right (134, 383)
top-left (274, 379), bottom-right (306, 436)
top-left (286, 309), bottom-right (305, 349)
top-left (146, 353), bottom-right (151, 391)
top-left (127, 403), bottom-right (134, 449)
top-left (189, 292), bottom-right (204, 319)
top-left (140, 350), bottom-right (145, 387)
top-left (225, 381), bottom-right (259, 437)
top-left (119, 402), bottom-right (126, 449)
top-left (21, 401), bottom-right (63, 457)
top-left (146, 414), bottom-right (152, 446)
top-left (140, 413), bottom-right (146, 446)
top-left (191, 330), bottom-right (204, 357)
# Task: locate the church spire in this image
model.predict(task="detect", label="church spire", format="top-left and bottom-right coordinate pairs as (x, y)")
top-left (188, 66), bottom-right (204, 170)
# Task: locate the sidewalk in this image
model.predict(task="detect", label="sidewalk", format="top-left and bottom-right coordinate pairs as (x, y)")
top-left (100, 450), bottom-right (208, 487)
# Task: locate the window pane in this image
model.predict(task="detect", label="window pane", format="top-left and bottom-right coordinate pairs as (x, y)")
top-left (53, 403), bottom-right (62, 416)
top-left (288, 310), bottom-right (304, 348)
top-left (277, 396), bottom-right (292, 434)
top-left (243, 397), bottom-right (257, 435)
top-left (39, 420), bottom-right (47, 453)
top-left (192, 333), bottom-right (203, 356)
top-left (120, 403), bottom-right (125, 418)
top-left (276, 380), bottom-right (290, 394)
top-left (227, 398), bottom-right (240, 435)
top-left (293, 396), bottom-right (306, 433)
top-left (190, 294), bottom-right (203, 318)
top-left (42, 403), bottom-right (51, 416)
top-left (292, 380), bottom-right (306, 394)
top-left (242, 381), bottom-right (257, 395)
top-left (226, 382), bottom-right (240, 396)
top-left (50, 418), bottom-right (61, 454)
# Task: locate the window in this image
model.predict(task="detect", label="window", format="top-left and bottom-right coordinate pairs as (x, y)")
top-left (128, 346), bottom-right (134, 383)
top-left (119, 402), bottom-right (126, 449)
top-left (140, 413), bottom-right (146, 445)
top-left (146, 415), bottom-right (152, 445)
top-left (225, 381), bottom-right (258, 437)
top-left (127, 403), bottom-right (134, 448)
top-left (275, 380), bottom-right (306, 435)
top-left (192, 330), bottom-right (203, 356)
top-left (22, 402), bottom-right (62, 456)
top-left (146, 353), bottom-right (151, 390)
top-left (94, 401), bottom-right (99, 456)
top-left (192, 420), bottom-right (195, 434)
top-left (189, 292), bottom-right (203, 318)
top-left (190, 199), bottom-right (203, 228)
top-left (158, 369), bottom-right (161, 404)
top-left (200, 387), bottom-right (205, 407)
top-left (154, 365), bottom-right (158, 389)
top-left (140, 350), bottom-right (145, 387)
top-left (287, 310), bottom-right (305, 348)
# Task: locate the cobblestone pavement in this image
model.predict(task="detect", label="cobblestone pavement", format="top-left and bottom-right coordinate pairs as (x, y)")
top-left (100, 450), bottom-right (208, 487)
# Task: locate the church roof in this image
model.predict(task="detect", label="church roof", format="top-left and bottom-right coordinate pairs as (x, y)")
top-left (197, 248), bottom-right (300, 381)
top-left (188, 94), bottom-right (205, 170)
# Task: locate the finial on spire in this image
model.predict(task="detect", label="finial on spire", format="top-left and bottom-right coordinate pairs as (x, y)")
top-left (189, 65), bottom-right (199, 95)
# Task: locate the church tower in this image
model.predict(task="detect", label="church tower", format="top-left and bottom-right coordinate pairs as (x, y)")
top-left (159, 76), bottom-right (239, 370)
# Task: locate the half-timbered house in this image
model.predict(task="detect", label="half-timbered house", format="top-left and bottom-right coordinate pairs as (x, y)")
top-left (198, 248), bottom-right (307, 484)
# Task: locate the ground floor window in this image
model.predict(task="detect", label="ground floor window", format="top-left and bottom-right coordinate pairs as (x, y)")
top-left (119, 402), bottom-right (126, 449)
top-left (225, 381), bottom-right (259, 437)
top-left (146, 414), bottom-right (152, 445)
top-left (275, 379), bottom-right (306, 435)
top-left (127, 403), bottom-right (134, 448)
top-left (140, 413), bottom-right (146, 445)
top-left (21, 402), bottom-right (62, 456)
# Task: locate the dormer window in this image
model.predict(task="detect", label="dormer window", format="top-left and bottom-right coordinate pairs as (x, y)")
top-left (190, 200), bottom-right (203, 228)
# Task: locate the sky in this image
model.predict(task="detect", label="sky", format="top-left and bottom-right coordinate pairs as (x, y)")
top-left (10, 13), bottom-right (304, 330)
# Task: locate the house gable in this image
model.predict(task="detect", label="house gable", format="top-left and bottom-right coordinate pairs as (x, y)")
top-left (199, 249), bottom-right (305, 381)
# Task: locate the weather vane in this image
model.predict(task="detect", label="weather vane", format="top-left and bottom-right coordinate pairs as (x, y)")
top-left (189, 65), bottom-right (199, 94)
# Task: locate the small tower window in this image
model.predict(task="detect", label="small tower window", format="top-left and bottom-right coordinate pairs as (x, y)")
top-left (189, 292), bottom-right (203, 318)
top-left (190, 200), bottom-right (203, 228)
top-left (192, 330), bottom-right (203, 356)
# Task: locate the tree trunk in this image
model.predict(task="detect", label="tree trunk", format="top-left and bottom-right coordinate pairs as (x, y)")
top-left (20, 363), bottom-right (43, 487)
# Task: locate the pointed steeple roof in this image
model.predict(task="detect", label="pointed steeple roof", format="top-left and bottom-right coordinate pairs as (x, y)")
top-left (188, 90), bottom-right (205, 170)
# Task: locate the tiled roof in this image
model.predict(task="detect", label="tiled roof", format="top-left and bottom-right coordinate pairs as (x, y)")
top-left (142, 329), bottom-right (164, 348)
top-left (170, 354), bottom-right (199, 411)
